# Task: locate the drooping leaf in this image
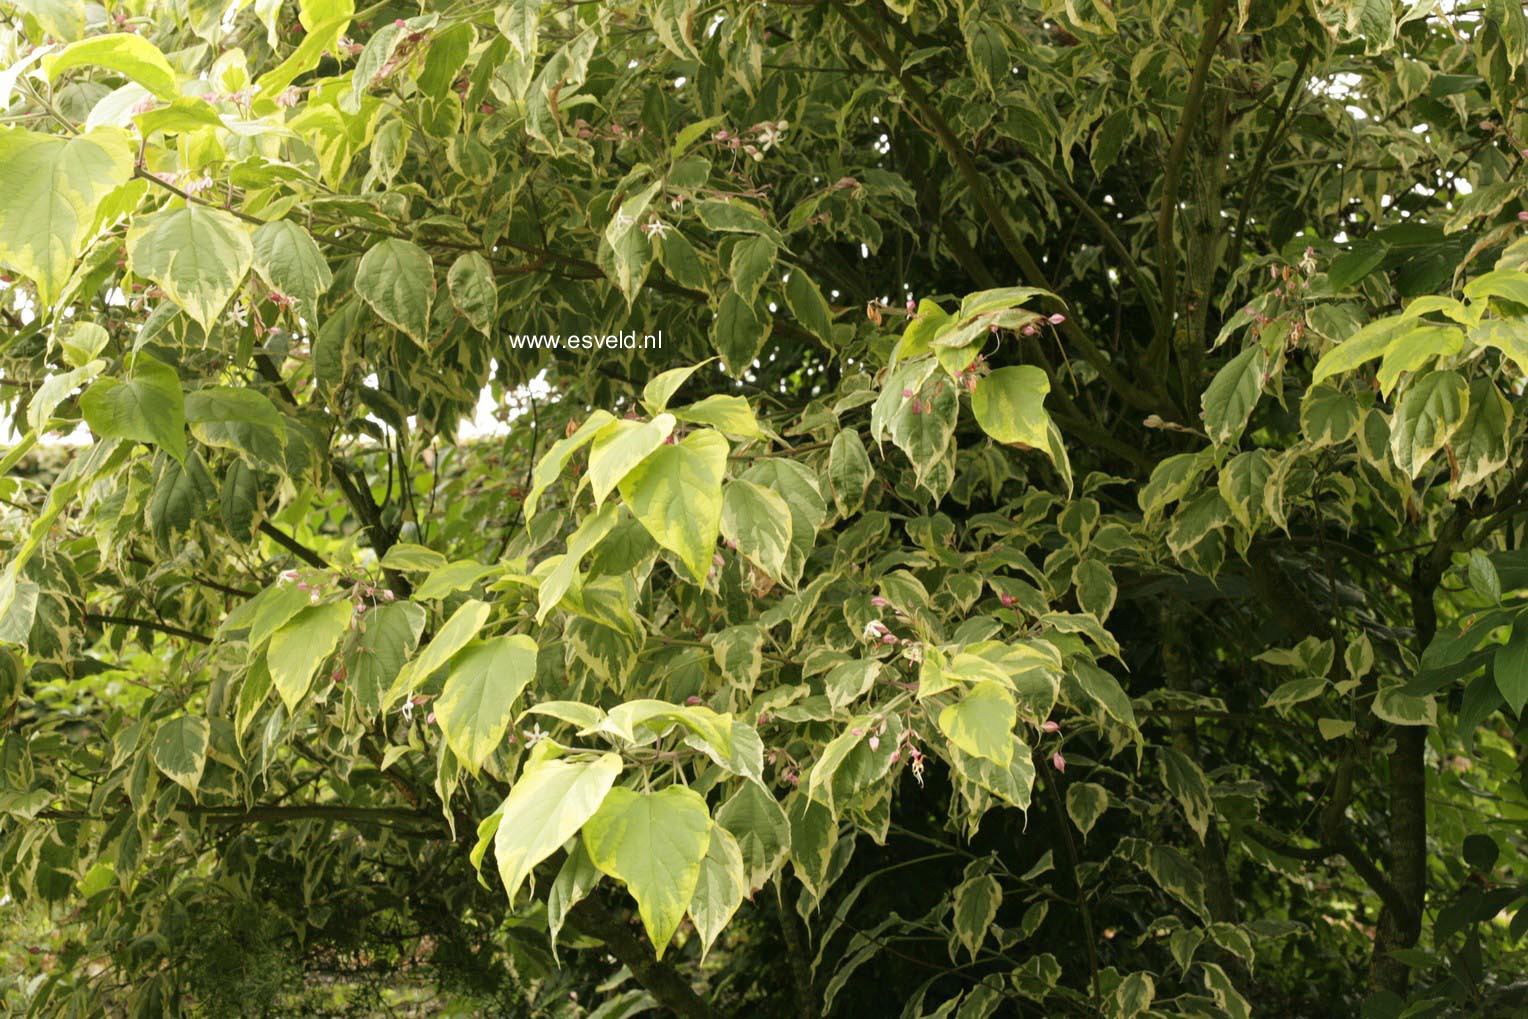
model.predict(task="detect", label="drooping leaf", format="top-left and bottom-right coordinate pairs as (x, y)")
top-left (618, 429), bottom-right (728, 584)
top-left (266, 600), bottom-right (352, 709)
top-left (494, 752), bottom-right (623, 905)
top-left (150, 716), bottom-right (209, 795)
top-left (80, 355), bottom-right (186, 462)
top-left (127, 206), bottom-right (254, 331)
top-left (356, 238), bottom-right (436, 345)
top-left (0, 126), bottom-right (134, 305)
top-left (581, 785), bottom-right (713, 958)
top-left (434, 635), bottom-right (538, 772)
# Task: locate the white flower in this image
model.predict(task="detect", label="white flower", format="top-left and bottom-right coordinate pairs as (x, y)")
top-left (863, 619), bottom-right (889, 641)
top-left (521, 723), bottom-right (547, 746)
top-left (641, 218), bottom-right (667, 239)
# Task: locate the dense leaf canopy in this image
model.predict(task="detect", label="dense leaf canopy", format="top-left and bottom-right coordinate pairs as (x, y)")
top-left (3, 0), bottom-right (1528, 1016)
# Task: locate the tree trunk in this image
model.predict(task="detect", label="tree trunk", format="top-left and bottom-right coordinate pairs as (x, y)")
top-left (566, 895), bottom-right (720, 1019)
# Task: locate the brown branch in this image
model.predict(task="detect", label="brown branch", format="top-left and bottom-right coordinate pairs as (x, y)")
top-left (1154, 0), bottom-right (1228, 346)
top-left (83, 613), bottom-right (212, 645)
top-left (837, 0), bottom-right (1168, 417)
top-left (564, 894), bottom-right (720, 1019)
top-left (258, 520), bottom-right (331, 570)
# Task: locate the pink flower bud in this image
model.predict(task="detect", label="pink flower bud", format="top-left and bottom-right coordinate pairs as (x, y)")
top-left (868, 735), bottom-right (880, 751)
top-left (901, 388), bottom-right (914, 398)
top-left (890, 749), bottom-right (901, 763)
top-left (870, 595), bottom-right (889, 607)
top-left (685, 695), bottom-right (702, 706)
top-left (910, 398), bottom-right (923, 414)
top-left (881, 633), bottom-right (898, 644)
top-left (394, 18), bottom-right (405, 27)
top-left (999, 592), bottom-right (1017, 608)
top-left (280, 570), bottom-right (301, 583)
top-left (1519, 211), bottom-right (1528, 222)
top-left (425, 712), bottom-right (435, 725)
top-left (1022, 325), bottom-right (1038, 336)
top-left (1041, 720), bottom-right (1060, 733)
top-left (1051, 752), bottom-right (1066, 772)
top-left (1048, 313), bottom-right (1066, 325)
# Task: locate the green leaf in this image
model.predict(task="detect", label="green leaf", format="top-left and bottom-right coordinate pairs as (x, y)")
top-left (387, 598), bottom-right (491, 707)
top-left (713, 289), bottom-right (770, 375)
top-left (446, 251), bottom-right (497, 334)
top-left (674, 394), bottom-right (761, 438)
top-left (619, 429), bottom-right (728, 584)
top-left (1159, 747), bottom-right (1213, 842)
top-left (783, 267), bottom-right (834, 343)
top-left (127, 206), bottom-right (255, 331)
top-left (1218, 450), bottom-right (1273, 531)
top-left (1113, 972), bottom-right (1156, 1019)
top-left (347, 601), bottom-right (425, 719)
top-left (1200, 345), bottom-right (1266, 446)
top-left (738, 458), bottom-right (824, 586)
top-left (151, 716), bottom-right (209, 795)
top-left (828, 429), bottom-right (872, 516)
top-left (1453, 379), bottom-right (1512, 491)
top-left (267, 600), bottom-right (352, 709)
top-left (1300, 385), bottom-right (1361, 446)
top-left (721, 479), bottom-right (792, 583)
top-left (587, 415), bottom-right (675, 506)
top-left (952, 870), bottom-right (1001, 961)
top-left (524, 410), bottom-right (614, 518)
top-left (688, 824), bottom-right (747, 960)
top-left (356, 238), bottom-right (436, 345)
top-left (1376, 325), bottom-right (1463, 396)
top-left (937, 683), bottom-right (1016, 765)
top-left (641, 363), bottom-right (705, 414)
top-left (80, 354), bottom-right (186, 462)
top-left (1464, 268), bottom-right (1528, 305)
top-left (1389, 370), bottom-right (1468, 479)
top-left (1327, 239), bottom-right (1388, 290)
top-left (1471, 318), bottom-right (1528, 376)
top-left (494, 752), bottom-right (623, 904)
top-left (1372, 686), bottom-right (1438, 727)
top-left (547, 841), bottom-right (601, 960)
top-left (496, 0), bottom-right (544, 58)
top-left (28, 360), bottom-right (103, 433)
top-left (1072, 661), bottom-right (1137, 729)
top-left (45, 33), bottom-right (180, 99)
top-left (252, 220), bottom-right (333, 309)
top-left (716, 780), bottom-right (790, 891)
top-left (185, 387), bottom-right (287, 464)
top-left (1065, 782), bottom-right (1109, 838)
top-left (1493, 619), bottom-right (1528, 716)
top-left (434, 635), bottom-right (538, 772)
top-left (972, 365), bottom-right (1051, 447)
top-left (0, 126), bottom-right (134, 305)
top-left (1469, 549), bottom-right (1502, 603)
top-left (9, 0), bottom-right (84, 41)
top-left (728, 235), bottom-right (776, 304)
top-left (582, 785), bottom-right (713, 958)
top-left (1312, 315), bottom-right (1410, 383)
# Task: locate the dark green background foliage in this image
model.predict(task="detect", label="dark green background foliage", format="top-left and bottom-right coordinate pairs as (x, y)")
top-left (2, 0), bottom-right (1528, 1016)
